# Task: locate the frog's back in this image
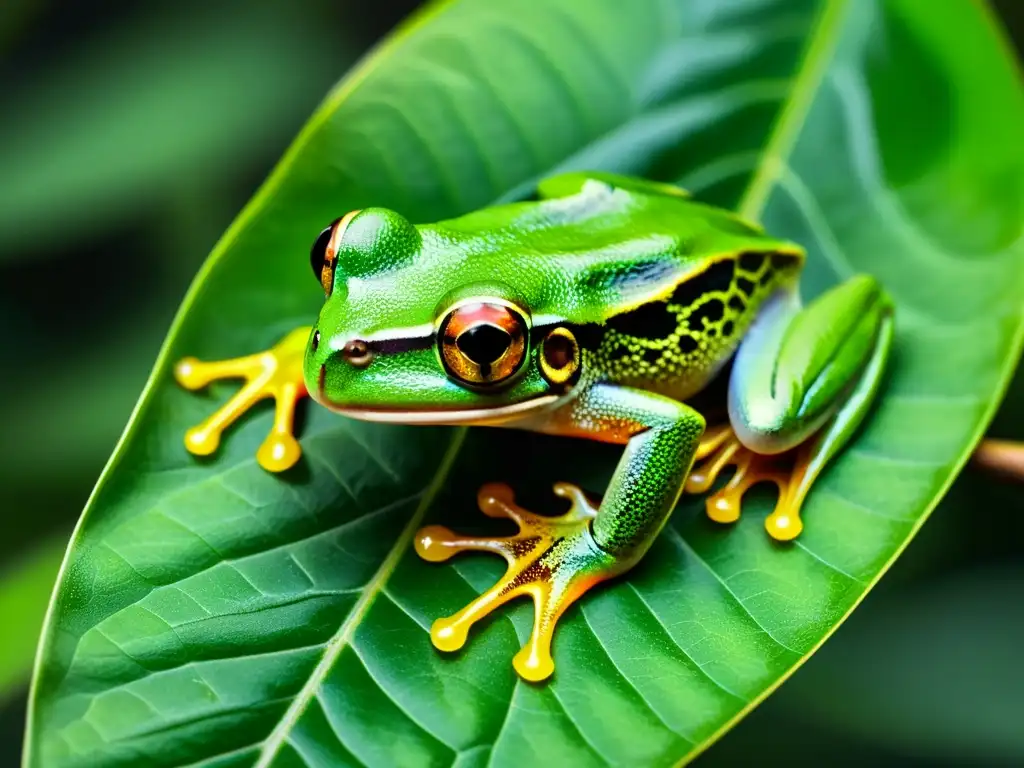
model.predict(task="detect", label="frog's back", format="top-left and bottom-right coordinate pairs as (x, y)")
top-left (422, 177), bottom-right (803, 400)
top-left (424, 177), bottom-right (801, 323)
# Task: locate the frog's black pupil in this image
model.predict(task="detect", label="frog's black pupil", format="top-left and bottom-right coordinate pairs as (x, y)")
top-left (310, 225), bottom-right (333, 281)
top-left (457, 324), bottom-right (511, 364)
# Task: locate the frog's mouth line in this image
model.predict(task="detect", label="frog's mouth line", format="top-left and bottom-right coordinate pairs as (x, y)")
top-left (318, 395), bottom-right (560, 426)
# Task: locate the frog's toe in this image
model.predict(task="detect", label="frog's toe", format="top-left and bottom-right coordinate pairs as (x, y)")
top-left (415, 482), bottom-right (618, 682)
top-left (174, 327), bottom-right (311, 473)
top-left (687, 427), bottom-right (809, 541)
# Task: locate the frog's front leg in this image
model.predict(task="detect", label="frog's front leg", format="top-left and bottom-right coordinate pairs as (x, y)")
top-left (689, 275), bottom-right (894, 540)
top-left (174, 327), bottom-right (312, 472)
top-left (415, 384), bottom-right (705, 681)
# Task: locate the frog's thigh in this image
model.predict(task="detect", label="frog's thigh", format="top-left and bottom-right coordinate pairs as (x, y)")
top-left (722, 276), bottom-right (894, 539)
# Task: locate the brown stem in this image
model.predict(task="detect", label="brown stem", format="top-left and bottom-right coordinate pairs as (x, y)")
top-left (972, 439), bottom-right (1024, 482)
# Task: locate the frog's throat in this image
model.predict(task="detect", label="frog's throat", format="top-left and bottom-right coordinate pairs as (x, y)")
top-left (326, 395), bottom-right (560, 426)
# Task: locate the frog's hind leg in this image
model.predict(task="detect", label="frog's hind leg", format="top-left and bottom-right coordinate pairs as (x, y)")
top-left (693, 276), bottom-right (894, 540)
top-left (174, 327), bottom-right (311, 472)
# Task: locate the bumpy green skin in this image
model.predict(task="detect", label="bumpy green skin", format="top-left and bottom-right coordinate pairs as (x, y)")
top-left (306, 170), bottom-right (892, 600)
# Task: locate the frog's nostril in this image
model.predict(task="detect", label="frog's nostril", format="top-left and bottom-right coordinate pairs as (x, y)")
top-left (318, 364), bottom-right (326, 396)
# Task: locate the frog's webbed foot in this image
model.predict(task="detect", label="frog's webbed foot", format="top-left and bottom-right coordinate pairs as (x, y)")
top-left (173, 327), bottom-right (311, 473)
top-left (687, 425), bottom-right (808, 541)
top-left (415, 482), bottom-right (618, 682)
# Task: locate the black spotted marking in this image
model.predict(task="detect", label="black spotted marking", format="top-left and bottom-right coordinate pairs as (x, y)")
top-left (738, 251), bottom-right (766, 273)
top-left (589, 247), bottom-right (807, 386)
top-left (678, 335), bottom-right (698, 353)
top-left (703, 258), bottom-right (736, 292)
top-left (688, 298), bottom-right (725, 329)
top-left (568, 323), bottom-right (604, 351)
top-left (607, 300), bottom-right (677, 340)
top-left (670, 258), bottom-right (735, 308)
top-left (508, 537), bottom-right (542, 558)
top-left (772, 252), bottom-right (798, 271)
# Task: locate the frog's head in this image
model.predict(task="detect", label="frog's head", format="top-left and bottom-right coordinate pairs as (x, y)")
top-left (302, 208), bottom-right (581, 425)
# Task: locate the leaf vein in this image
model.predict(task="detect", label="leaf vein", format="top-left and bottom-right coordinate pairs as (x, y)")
top-left (666, 528), bottom-right (801, 655)
top-left (625, 582), bottom-right (746, 703)
top-left (577, 601), bottom-right (695, 743)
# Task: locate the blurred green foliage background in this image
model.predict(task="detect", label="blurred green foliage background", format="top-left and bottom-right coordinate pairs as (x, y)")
top-left (2, 1), bottom-right (1022, 765)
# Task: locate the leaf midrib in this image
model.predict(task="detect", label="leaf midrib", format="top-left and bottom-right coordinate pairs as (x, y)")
top-left (253, 427), bottom-right (467, 766)
top-left (737, 0), bottom-right (848, 221)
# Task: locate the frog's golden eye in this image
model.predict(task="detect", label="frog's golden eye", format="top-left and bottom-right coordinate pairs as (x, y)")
top-left (438, 301), bottom-right (529, 387)
top-left (539, 327), bottom-right (581, 388)
top-left (309, 210), bottom-right (361, 296)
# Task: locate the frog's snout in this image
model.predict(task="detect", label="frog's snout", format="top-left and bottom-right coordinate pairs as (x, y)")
top-left (311, 336), bottom-right (378, 405)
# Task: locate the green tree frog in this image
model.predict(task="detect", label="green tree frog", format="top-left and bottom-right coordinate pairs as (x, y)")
top-left (175, 172), bottom-right (894, 682)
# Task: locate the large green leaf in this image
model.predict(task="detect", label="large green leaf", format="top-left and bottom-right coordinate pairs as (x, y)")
top-left (25, 0), bottom-right (1024, 766)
